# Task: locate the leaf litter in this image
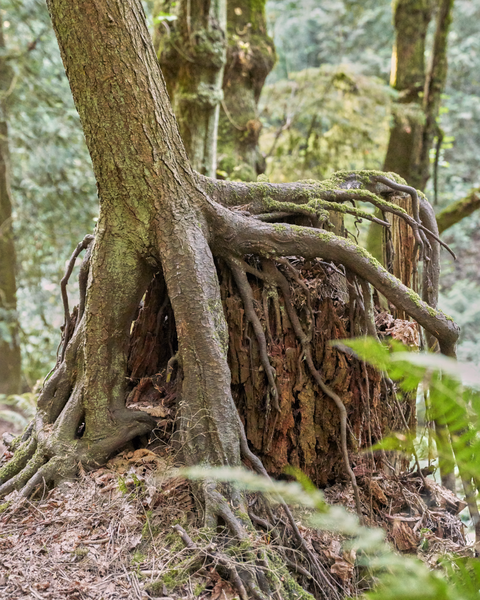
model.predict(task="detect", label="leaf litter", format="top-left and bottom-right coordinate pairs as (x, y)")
top-left (0, 440), bottom-right (471, 599)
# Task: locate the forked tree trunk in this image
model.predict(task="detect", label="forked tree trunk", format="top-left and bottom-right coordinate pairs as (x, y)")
top-left (0, 16), bottom-right (21, 395)
top-left (0, 0), bottom-right (463, 594)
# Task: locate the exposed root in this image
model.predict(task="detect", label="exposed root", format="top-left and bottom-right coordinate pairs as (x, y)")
top-left (249, 195), bottom-right (392, 229)
top-left (235, 411), bottom-right (343, 600)
top-left (173, 524), bottom-right (250, 600)
top-left (201, 170), bottom-right (455, 258)
top-left (228, 257), bottom-right (280, 412)
top-left (59, 234), bottom-right (94, 362)
top-left (373, 175), bottom-right (426, 251)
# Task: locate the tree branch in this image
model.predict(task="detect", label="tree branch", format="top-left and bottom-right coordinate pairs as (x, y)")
top-left (436, 187), bottom-right (480, 234)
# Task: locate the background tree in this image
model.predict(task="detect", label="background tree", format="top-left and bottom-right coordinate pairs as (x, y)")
top-left (155, 0), bottom-right (275, 182)
top-left (153, 0), bottom-right (227, 176)
top-left (0, 13), bottom-right (21, 395)
top-left (216, 0), bottom-right (275, 181)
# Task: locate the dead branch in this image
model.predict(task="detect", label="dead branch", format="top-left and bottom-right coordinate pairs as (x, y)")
top-left (60, 234), bottom-right (94, 362)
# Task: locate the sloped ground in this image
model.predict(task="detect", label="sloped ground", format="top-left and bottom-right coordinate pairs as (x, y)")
top-left (0, 439), bottom-right (471, 600)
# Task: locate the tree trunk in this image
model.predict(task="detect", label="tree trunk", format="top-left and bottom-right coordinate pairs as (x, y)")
top-left (0, 0), bottom-right (463, 594)
top-left (0, 16), bottom-right (21, 395)
top-left (383, 0), bottom-right (454, 191)
top-left (217, 0), bottom-right (275, 181)
top-left (383, 0), bottom-right (434, 189)
top-left (153, 0), bottom-right (227, 176)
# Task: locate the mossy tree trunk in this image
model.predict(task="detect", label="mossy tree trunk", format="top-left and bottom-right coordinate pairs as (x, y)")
top-left (0, 16), bottom-right (21, 395)
top-left (217, 0), bottom-right (275, 181)
top-left (383, 0), bottom-right (454, 192)
top-left (153, 0), bottom-right (227, 176)
top-left (383, 0), bottom-right (434, 189)
top-left (0, 0), bottom-right (462, 595)
top-left (436, 186), bottom-right (480, 233)
top-left (154, 0), bottom-right (275, 182)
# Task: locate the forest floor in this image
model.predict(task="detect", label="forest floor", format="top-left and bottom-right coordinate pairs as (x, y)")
top-left (0, 429), bottom-right (473, 600)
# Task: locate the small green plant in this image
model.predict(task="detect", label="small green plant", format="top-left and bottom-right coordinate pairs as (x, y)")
top-left (132, 550), bottom-right (146, 565)
top-left (117, 477), bottom-right (128, 494)
top-left (73, 547), bottom-right (89, 559)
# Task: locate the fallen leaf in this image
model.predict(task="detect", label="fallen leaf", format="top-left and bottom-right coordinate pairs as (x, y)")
top-left (391, 520), bottom-right (418, 551)
top-left (331, 558), bottom-right (354, 582)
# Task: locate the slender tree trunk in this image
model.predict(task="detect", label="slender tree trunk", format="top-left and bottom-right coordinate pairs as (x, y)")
top-left (217, 0), bottom-right (275, 181)
top-left (153, 0), bottom-right (227, 176)
top-left (419, 0), bottom-right (454, 192)
top-left (383, 0), bottom-right (434, 188)
top-left (0, 16), bottom-right (21, 395)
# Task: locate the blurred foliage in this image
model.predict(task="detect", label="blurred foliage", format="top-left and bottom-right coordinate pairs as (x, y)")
top-left (259, 64), bottom-right (394, 182)
top-left (2, 0), bottom-right (97, 385)
top-left (265, 0), bottom-right (393, 81)
top-left (187, 340), bottom-right (480, 598)
top-left (0, 392), bottom-right (36, 429)
top-left (342, 338), bottom-right (480, 489)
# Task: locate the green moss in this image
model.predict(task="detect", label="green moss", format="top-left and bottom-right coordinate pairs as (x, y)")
top-left (354, 245), bottom-right (383, 270)
top-left (273, 223), bottom-right (287, 232)
top-left (265, 550), bottom-right (315, 599)
top-left (132, 551), bottom-right (146, 565)
top-left (0, 501), bottom-right (11, 513)
top-left (0, 439), bottom-right (35, 483)
top-left (145, 580), bottom-right (165, 597)
top-left (73, 547), bottom-right (89, 559)
top-left (332, 169), bottom-right (407, 186)
top-left (194, 582), bottom-right (206, 596)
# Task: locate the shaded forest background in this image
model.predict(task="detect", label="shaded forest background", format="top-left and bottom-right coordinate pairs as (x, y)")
top-left (2, 0), bottom-right (480, 389)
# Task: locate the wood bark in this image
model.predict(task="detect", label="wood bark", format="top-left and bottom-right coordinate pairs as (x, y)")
top-left (0, 16), bottom-right (21, 395)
